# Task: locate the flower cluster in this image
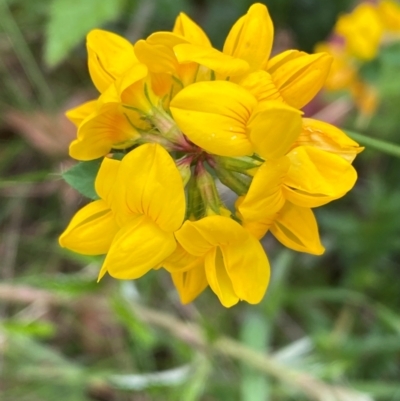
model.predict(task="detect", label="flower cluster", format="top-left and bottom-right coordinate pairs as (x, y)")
top-left (316, 0), bottom-right (400, 116)
top-left (59, 3), bottom-right (362, 307)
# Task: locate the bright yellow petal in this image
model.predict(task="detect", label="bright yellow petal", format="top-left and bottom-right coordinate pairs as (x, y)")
top-left (315, 42), bottom-right (356, 91)
top-left (284, 146), bottom-right (357, 207)
top-left (87, 29), bottom-right (137, 93)
top-left (174, 44), bottom-right (250, 77)
top-left (70, 104), bottom-right (139, 161)
top-left (114, 63), bottom-right (152, 107)
top-left (266, 49), bottom-right (298, 71)
top-left (270, 202), bottom-right (325, 255)
top-left (171, 261), bottom-right (208, 304)
top-left (267, 50), bottom-right (333, 109)
top-left (99, 215), bottom-right (176, 280)
top-left (95, 156), bottom-right (121, 204)
top-left (220, 235), bottom-right (270, 304)
top-left (170, 81), bottom-right (257, 157)
top-left (238, 70), bottom-right (282, 103)
top-left (294, 118), bottom-right (363, 163)
top-left (59, 200), bottom-right (119, 255)
top-left (205, 247), bottom-right (239, 307)
top-left (241, 218), bottom-right (274, 240)
top-left (162, 244), bottom-right (203, 273)
top-left (177, 215), bottom-right (250, 253)
top-left (174, 220), bottom-right (215, 257)
top-left (237, 157), bottom-right (289, 222)
top-left (65, 100), bottom-right (97, 127)
top-left (69, 136), bottom-right (112, 162)
top-left (134, 38), bottom-right (180, 74)
top-left (248, 101), bottom-right (302, 160)
top-left (335, 4), bottom-right (383, 61)
top-left (378, 0), bottom-right (400, 32)
top-left (113, 144), bottom-right (185, 232)
top-left (223, 3), bottom-right (274, 71)
top-left (173, 13), bottom-right (212, 46)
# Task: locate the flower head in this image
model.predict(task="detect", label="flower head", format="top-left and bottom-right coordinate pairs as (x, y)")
top-left (316, 0), bottom-right (400, 117)
top-left (61, 3), bottom-right (362, 307)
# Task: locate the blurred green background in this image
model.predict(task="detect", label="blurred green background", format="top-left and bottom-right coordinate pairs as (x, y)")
top-left (1, 0), bottom-right (400, 400)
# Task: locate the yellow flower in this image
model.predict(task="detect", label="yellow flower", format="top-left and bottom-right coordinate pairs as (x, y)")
top-left (314, 42), bottom-right (357, 92)
top-left (60, 143), bottom-right (186, 279)
top-left (61, 3), bottom-right (362, 307)
top-left (335, 3), bottom-right (384, 61)
top-left (266, 50), bottom-right (333, 109)
top-left (236, 142), bottom-right (358, 246)
top-left (378, 0), bottom-right (400, 33)
top-left (175, 216), bottom-right (270, 307)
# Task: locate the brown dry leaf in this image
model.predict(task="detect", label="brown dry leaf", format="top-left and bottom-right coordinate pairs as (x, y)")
top-left (3, 92), bottom-right (94, 159)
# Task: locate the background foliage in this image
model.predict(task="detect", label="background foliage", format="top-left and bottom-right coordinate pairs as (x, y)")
top-left (1, 0), bottom-right (400, 400)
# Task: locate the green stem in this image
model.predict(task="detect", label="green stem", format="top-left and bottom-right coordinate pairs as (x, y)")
top-left (345, 130), bottom-right (400, 158)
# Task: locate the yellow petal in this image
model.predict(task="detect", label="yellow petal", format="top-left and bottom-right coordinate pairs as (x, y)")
top-left (163, 244), bottom-right (203, 273)
top-left (223, 3), bottom-right (274, 71)
top-left (95, 156), bottom-right (121, 204)
top-left (270, 202), bottom-right (325, 255)
top-left (175, 215), bottom-right (250, 257)
top-left (113, 144), bottom-right (185, 232)
top-left (237, 157), bottom-right (289, 222)
top-left (170, 81), bottom-right (257, 157)
top-left (99, 215), bottom-right (177, 280)
top-left (150, 72), bottom-right (174, 98)
top-left (220, 234), bottom-right (270, 304)
top-left (171, 261), bottom-right (208, 304)
top-left (314, 42), bottom-right (357, 91)
top-left (284, 146), bottom-right (357, 207)
top-left (70, 103), bottom-right (139, 161)
top-left (294, 118), bottom-right (363, 163)
top-left (174, 44), bottom-right (250, 77)
top-left (147, 31), bottom-right (189, 47)
top-left (87, 29), bottom-right (137, 93)
top-left (59, 200), bottom-right (119, 255)
top-left (248, 101), bottom-right (302, 160)
top-left (241, 218), bottom-right (274, 240)
top-left (173, 13), bottom-right (212, 46)
top-left (335, 4), bottom-right (383, 61)
top-left (69, 136), bottom-right (113, 162)
top-left (205, 247), bottom-right (239, 307)
top-left (238, 70), bottom-right (282, 103)
top-left (378, 0), bottom-right (400, 32)
top-left (65, 100), bottom-right (97, 127)
top-left (266, 49), bottom-right (299, 71)
top-left (174, 220), bottom-right (215, 257)
top-left (134, 38), bottom-right (180, 74)
top-left (114, 63), bottom-right (152, 107)
top-left (267, 50), bottom-right (333, 109)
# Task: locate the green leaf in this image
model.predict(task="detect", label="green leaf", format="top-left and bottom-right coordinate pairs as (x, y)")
top-left (240, 313), bottom-right (270, 401)
top-left (44, 0), bottom-right (126, 67)
top-left (62, 158), bottom-right (102, 199)
top-left (345, 130), bottom-right (400, 158)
